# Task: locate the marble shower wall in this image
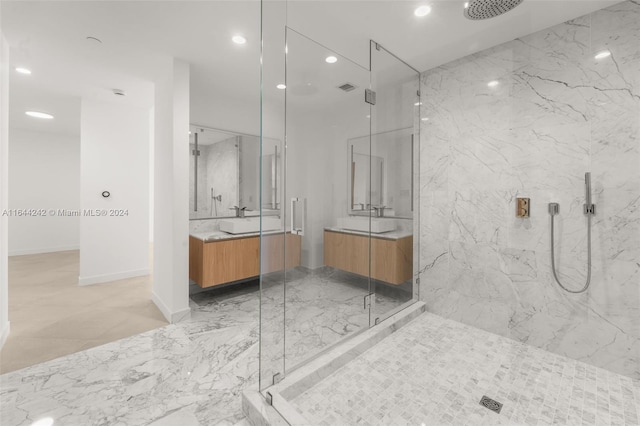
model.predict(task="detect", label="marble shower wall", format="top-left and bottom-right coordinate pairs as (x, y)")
top-left (419, 1), bottom-right (640, 379)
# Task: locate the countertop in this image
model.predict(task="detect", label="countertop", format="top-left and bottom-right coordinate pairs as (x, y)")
top-left (190, 228), bottom-right (288, 242)
top-left (324, 227), bottom-right (412, 241)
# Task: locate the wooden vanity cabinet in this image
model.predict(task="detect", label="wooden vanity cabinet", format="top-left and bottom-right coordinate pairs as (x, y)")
top-left (189, 233), bottom-right (301, 288)
top-left (323, 230), bottom-right (412, 285)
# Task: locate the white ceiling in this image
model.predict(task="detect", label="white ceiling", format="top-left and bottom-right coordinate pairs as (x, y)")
top-left (1, 0), bottom-right (621, 138)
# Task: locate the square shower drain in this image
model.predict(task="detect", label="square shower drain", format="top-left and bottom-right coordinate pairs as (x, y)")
top-left (479, 395), bottom-right (503, 414)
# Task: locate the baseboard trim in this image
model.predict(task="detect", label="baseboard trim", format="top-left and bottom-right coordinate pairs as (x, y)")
top-left (78, 268), bottom-right (149, 286)
top-left (0, 321), bottom-right (10, 350)
top-left (9, 245), bottom-right (79, 256)
top-left (152, 291), bottom-right (191, 324)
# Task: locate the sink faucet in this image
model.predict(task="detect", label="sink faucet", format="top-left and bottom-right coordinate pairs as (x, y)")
top-left (231, 206), bottom-right (247, 218)
top-left (372, 206), bottom-right (386, 218)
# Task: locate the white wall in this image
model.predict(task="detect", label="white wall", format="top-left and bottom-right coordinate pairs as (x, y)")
top-left (8, 129), bottom-right (80, 255)
top-left (152, 58), bottom-right (190, 323)
top-left (0, 30), bottom-right (10, 349)
top-left (149, 110), bottom-right (155, 242)
top-left (79, 100), bottom-right (151, 285)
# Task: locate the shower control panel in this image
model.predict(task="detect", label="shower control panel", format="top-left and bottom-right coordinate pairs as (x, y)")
top-left (516, 197), bottom-right (530, 218)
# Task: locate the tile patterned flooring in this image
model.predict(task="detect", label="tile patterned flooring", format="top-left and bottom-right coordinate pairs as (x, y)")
top-left (3, 261), bottom-right (639, 426)
top-left (0, 269), bottom-right (406, 426)
top-left (291, 311), bottom-right (640, 425)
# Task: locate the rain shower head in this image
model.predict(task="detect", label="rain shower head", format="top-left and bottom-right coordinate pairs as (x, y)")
top-left (464, 0), bottom-right (524, 20)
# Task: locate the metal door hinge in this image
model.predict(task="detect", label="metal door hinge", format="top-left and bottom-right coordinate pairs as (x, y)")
top-left (266, 391), bottom-right (273, 405)
top-left (192, 149), bottom-right (200, 156)
top-left (273, 372), bottom-right (283, 385)
top-left (365, 89), bottom-right (376, 105)
top-left (364, 293), bottom-right (376, 309)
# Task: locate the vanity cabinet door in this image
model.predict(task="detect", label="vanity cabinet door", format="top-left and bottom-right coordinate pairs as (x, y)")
top-left (370, 236), bottom-right (412, 285)
top-left (262, 233), bottom-right (302, 274)
top-left (202, 237), bottom-right (260, 287)
top-left (324, 230), bottom-right (412, 285)
top-left (324, 230), bottom-right (370, 277)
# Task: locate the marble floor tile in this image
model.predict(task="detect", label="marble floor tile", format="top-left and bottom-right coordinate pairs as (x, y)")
top-left (291, 311), bottom-right (640, 426)
top-left (0, 268), bottom-right (409, 426)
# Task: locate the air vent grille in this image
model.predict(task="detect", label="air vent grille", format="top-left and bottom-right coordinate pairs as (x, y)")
top-left (338, 83), bottom-right (356, 92)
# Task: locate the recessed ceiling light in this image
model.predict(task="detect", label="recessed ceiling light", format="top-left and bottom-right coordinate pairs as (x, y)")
top-left (414, 5), bottom-right (432, 17)
top-left (232, 35), bottom-right (247, 45)
top-left (15, 67), bottom-right (31, 75)
top-left (30, 417), bottom-right (54, 426)
top-left (276, 84), bottom-right (286, 89)
top-left (421, 117), bottom-right (429, 121)
top-left (464, 2), bottom-right (469, 8)
top-left (366, 114), bottom-right (371, 119)
top-left (25, 111), bottom-right (54, 119)
top-left (594, 50), bottom-right (611, 60)
top-left (325, 56), bottom-right (338, 64)
top-left (414, 102), bottom-right (422, 106)
top-left (487, 80), bottom-right (500, 88)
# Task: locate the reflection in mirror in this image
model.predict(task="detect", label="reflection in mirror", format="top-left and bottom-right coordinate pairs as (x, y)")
top-left (351, 153), bottom-right (383, 209)
top-left (348, 127), bottom-right (414, 218)
top-left (189, 125), bottom-right (282, 219)
top-left (260, 139), bottom-right (281, 211)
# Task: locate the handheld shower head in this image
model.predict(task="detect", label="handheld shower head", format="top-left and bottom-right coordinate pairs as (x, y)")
top-left (584, 172), bottom-right (595, 215)
top-left (585, 172), bottom-right (591, 207)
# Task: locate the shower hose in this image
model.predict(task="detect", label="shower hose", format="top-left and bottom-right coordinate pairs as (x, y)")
top-left (549, 211), bottom-right (592, 293)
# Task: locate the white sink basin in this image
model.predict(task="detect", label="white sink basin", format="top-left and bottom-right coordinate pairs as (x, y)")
top-left (219, 217), bottom-right (281, 234)
top-left (337, 217), bottom-right (396, 233)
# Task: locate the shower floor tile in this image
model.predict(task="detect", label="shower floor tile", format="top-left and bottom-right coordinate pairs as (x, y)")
top-left (290, 312), bottom-right (640, 426)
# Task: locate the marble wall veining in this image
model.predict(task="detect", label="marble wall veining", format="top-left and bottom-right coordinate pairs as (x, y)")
top-left (419, 1), bottom-right (640, 380)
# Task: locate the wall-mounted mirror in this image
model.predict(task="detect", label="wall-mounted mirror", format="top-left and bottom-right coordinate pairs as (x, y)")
top-left (189, 125), bottom-right (282, 220)
top-left (348, 127), bottom-right (414, 219)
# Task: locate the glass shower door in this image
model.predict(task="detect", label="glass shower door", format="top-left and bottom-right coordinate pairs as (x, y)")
top-left (281, 28), bottom-right (373, 374)
top-left (258, 26), bottom-right (420, 392)
top-left (368, 41), bottom-right (420, 325)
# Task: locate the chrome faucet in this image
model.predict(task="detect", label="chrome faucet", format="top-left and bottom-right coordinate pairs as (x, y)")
top-left (372, 206), bottom-right (387, 217)
top-left (232, 206), bottom-right (247, 218)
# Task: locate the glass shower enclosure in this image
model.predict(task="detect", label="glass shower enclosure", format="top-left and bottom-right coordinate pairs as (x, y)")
top-left (258, 17), bottom-right (420, 391)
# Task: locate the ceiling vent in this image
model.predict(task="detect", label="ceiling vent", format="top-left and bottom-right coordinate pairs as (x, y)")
top-left (337, 83), bottom-right (357, 92)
